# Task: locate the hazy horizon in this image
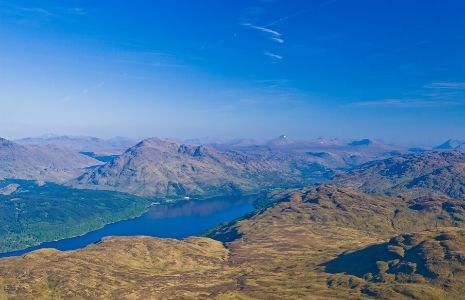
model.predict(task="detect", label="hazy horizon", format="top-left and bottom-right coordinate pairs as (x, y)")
top-left (1, 1), bottom-right (464, 144)
top-left (1, 132), bottom-right (459, 148)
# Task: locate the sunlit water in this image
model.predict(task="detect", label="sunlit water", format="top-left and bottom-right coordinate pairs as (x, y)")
top-left (0, 194), bottom-right (256, 259)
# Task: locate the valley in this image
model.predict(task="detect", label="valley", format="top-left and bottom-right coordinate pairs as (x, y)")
top-left (2, 1), bottom-right (463, 298)
top-left (1, 135), bottom-right (465, 299)
top-left (0, 193), bottom-right (258, 258)
top-left (3, 181), bottom-right (465, 299)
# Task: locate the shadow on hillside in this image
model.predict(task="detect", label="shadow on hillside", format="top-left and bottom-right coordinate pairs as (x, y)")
top-left (321, 243), bottom-right (398, 278)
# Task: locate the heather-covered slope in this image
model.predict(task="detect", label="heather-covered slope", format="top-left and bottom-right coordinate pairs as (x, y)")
top-left (324, 228), bottom-right (465, 299)
top-left (2, 185), bottom-right (465, 298)
top-left (207, 186), bottom-right (465, 299)
top-left (0, 237), bottom-right (241, 299)
top-left (335, 151), bottom-right (465, 199)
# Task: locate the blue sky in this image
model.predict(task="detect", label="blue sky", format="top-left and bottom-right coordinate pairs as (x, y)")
top-left (1, 0), bottom-right (464, 144)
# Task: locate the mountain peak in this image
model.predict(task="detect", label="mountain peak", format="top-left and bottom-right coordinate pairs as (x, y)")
top-left (434, 139), bottom-right (465, 150)
top-left (269, 135), bottom-right (295, 146)
top-left (131, 138), bottom-right (182, 153)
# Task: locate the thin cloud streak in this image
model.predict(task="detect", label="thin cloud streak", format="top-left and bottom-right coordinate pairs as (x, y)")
top-left (241, 22), bottom-right (284, 59)
top-left (347, 98), bottom-right (464, 108)
top-left (0, 3), bottom-right (87, 18)
top-left (271, 37), bottom-right (284, 44)
top-left (425, 82), bottom-right (465, 89)
top-left (264, 52), bottom-right (283, 60)
top-left (241, 23), bottom-right (281, 37)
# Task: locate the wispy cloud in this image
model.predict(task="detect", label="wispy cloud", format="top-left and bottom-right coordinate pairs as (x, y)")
top-left (241, 22), bottom-right (284, 59)
top-left (241, 23), bottom-right (281, 38)
top-left (271, 37), bottom-right (284, 44)
top-left (347, 98), bottom-right (464, 108)
top-left (264, 52), bottom-right (282, 60)
top-left (0, 3), bottom-right (53, 17)
top-left (425, 82), bottom-right (465, 89)
top-left (0, 3), bottom-right (87, 18)
top-left (346, 81), bottom-right (465, 109)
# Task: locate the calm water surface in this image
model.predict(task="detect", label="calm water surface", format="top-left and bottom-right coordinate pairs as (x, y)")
top-left (0, 195), bottom-right (256, 259)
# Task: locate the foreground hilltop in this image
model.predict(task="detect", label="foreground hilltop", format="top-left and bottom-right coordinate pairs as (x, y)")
top-left (3, 183), bottom-right (465, 299)
top-left (324, 228), bottom-right (465, 299)
top-left (0, 237), bottom-right (239, 299)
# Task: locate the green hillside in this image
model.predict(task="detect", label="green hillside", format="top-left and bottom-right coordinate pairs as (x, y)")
top-left (0, 179), bottom-right (152, 253)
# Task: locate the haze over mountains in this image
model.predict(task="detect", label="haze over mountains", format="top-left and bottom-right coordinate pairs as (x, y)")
top-left (75, 135), bottom-right (409, 197)
top-left (1, 134), bottom-right (463, 198)
top-left (15, 135), bottom-right (135, 155)
top-left (0, 137), bottom-right (100, 182)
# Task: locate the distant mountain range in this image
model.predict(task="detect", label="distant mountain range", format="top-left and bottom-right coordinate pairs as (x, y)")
top-left (73, 138), bottom-right (333, 197)
top-left (72, 136), bottom-right (419, 197)
top-left (0, 138), bottom-right (101, 182)
top-left (0, 134), bottom-right (443, 196)
top-left (2, 134), bottom-right (464, 199)
top-left (15, 135), bottom-right (135, 155)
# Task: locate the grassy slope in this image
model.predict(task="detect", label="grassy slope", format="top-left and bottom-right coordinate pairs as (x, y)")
top-left (207, 186), bottom-right (465, 299)
top-left (0, 179), bottom-right (152, 253)
top-left (4, 186), bottom-right (465, 298)
top-left (0, 237), bottom-right (241, 299)
top-left (324, 228), bottom-right (465, 299)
